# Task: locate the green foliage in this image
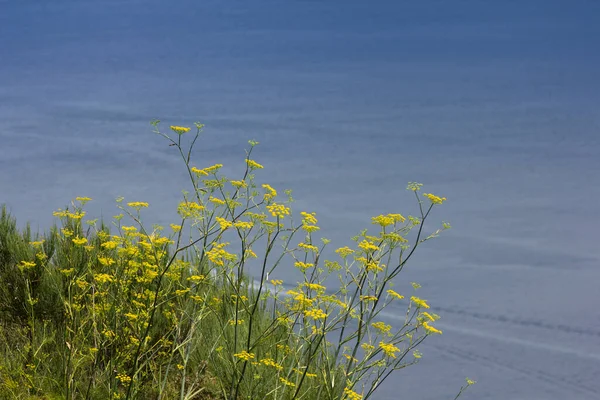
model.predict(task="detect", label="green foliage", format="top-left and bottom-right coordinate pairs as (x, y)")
top-left (0, 122), bottom-right (473, 399)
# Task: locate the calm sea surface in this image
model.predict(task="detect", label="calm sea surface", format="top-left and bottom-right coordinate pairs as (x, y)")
top-left (1, 1), bottom-right (599, 399)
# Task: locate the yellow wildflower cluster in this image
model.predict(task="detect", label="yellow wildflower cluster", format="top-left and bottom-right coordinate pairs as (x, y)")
top-left (127, 202), bottom-right (149, 209)
top-left (177, 201), bottom-right (204, 218)
top-left (94, 273), bottom-right (114, 284)
top-left (233, 350), bottom-right (255, 361)
top-left (358, 240), bottom-right (379, 252)
top-left (304, 308), bottom-right (327, 320)
top-left (266, 203), bottom-right (290, 218)
top-left (206, 242), bottom-right (237, 266)
top-left (371, 321), bottom-right (392, 335)
top-left (215, 217), bottom-right (233, 230)
top-left (359, 295), bottom-right (378, 302)
top-left (209, 196), bottom-right (226, 206)
top-left (234, 221), bottom-right (254, 230)
top-left (246, 159), bottom-right (264, 169)
top-left (279, 377), bottom-right (296, 387)
top-left (300, 211), bottom-right (318, 225)
top-left (298, 242), bottom-right (319, 252)
top-left (53, 209), bottom-right (86, 220)
top-left (335, 246), bottom-right (354, 258)
top-left (423, 193), bottom-right (447, 204)
top-left (286, 290), bottom-right (314, 309)
top-left (230, 180), bottom-right (247, 188)
top-left (262, 184), bottom-right (277, 201)
top-left (115, 373), bottom-right (132, 383)
top-left (379, 342), bottom-right (400, 358)
top-left (72, 237), bottom-right (87, 245)
top-left (260, 358), bottom-right (284, 371)
top-left (423, 321), bottom-right (443, 335)
top-left (19, 260), bottom-right (36, 271)
top-left (303, 282), bottom-right (326, 292)
top-left (410, 296), bottom-right (430, 309)
top-left (387, 289), bottom-right (404, 300)
top-left (294, 261), bottom-right (314, 271)
top-left (170, 125), bottom-right (191, 134)
top-left (371, 213), bottom-right (405, 227)
top-left (344, 387), bottom-right (363, 400)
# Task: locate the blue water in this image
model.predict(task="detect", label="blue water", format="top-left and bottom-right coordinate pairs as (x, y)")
top-left (1, 1), bottom-right (600, 398)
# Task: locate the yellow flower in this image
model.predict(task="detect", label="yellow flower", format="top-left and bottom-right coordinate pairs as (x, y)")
top-left (98, 256), bottom-right (115, 267)
top-left (215, 217), bottom-right (233, 230)
top-left (209, 196), bottom-right (226, 205)
top-left (234, 221), bottom-right (254, 230)
top-left (75, 196), bottom-right (92, 204)
top-left (371, 215), bottom-right (395, 227)
top-left (294, 261), bottom-right (314, 271)
top-left (423, 193), bottom-right (447, 205)
top-left (303, 282), bottom-right (326, 292)
top-left (270, 279), bottom-right (283, 286)
top-left (300, 211), bottom-right (318, 225)
top-left (19, 261), bottom-right (36, 271)
top-left (94, 273), bottom-right (113, 283)
top-left (127, 202), bottom-right (149, 209)
top-left (371, 321), bottom-right (392, 334)
top-left (421, 312), bottom-right (436, 321)
top-left (121, 226), bottom-right (138, 233)
top-left (358, 240), bottom-right (379, 252)
top-left (423, 321), bottom-right (442, 334)
top-left (177, 201), bottom-right (204, 218)
top-left (413, 350), bottom-right (422, 359)
top-left (359, 295), bottom-right (378, 302)
top-left (30, 240), bottom-right (45, 247)
top-left (124, 313), bottom-right (138, 321)
top-left (61, 228), bottom-right (73, 237)
top-left (101, 240), bottom-right (119, 250)
top-left (206, 242), bottom-right (237, 266)
top-left (361, 343), bottom-right (375, 352)
top-left (335, 246), bottom-right (354, 258)
top-left (187, 275), bottom-right (205, 283)
top-left (298, 242), bottom-right (319, 252)
top-left (191, 166), bottom-right (209, 176)
top-left (72, 237), bottom-right (88, 246)
top-left (382, 232), bottom-right (408, 243)
top-left (246, 159), bottom-right (264, 169)
top-left (170, 223), bottom-right (182, 232)
top-left (116, 373), bottom-right (132, 383)
top-left (302, 224), bottom-right (320, 233)
top-left (344, 387), bottom-right (363, 400)
top-left (410, 296), bottom-right (430, 309)
top-left (466, 378), bottom-right (477, 386)
top-left (304, 308), bottom-right (327, 320)
top-left (386, 289), bottom-right (404, 300)
top-left (260, 358), bottom-right (284, 371)
top-left (245, 248), bottom-right (257, 258)
top-left (266, 203), bottom-right (290, 218)
top-left (233, 350), bottom-right (255, 361)
top-left (204, 164), bottom-right (223, 174)
top-left (262, 184), bottom-right (277, 200)
top-left (279, 377), bottom-right (296, 387)
top-left (407, 182), bottom-right (423, 191)
top-left (170, 125), bottom-right (191, 134)
top-left (231, 180), bottom-right (247, 188)
top-left (379, 341), bottom-right (400, 358)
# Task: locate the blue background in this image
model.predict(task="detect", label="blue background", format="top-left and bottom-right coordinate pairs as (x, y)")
top-left (1, 1), bottom-right (599, 398)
